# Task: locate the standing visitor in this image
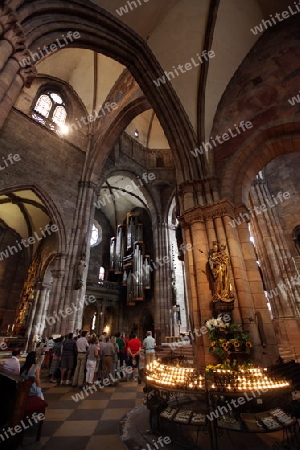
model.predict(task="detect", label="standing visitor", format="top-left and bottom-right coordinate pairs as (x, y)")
top-left (143, 331), bottom-right (156, 366)
top-left (121, 331), bottom-right (129, 365)
top-left (49, 337), bottom-right (63, 383)
top-left (110, 336), bottom-right (119, 377)
top-left (35, 338), bottom-right (47, 368)
top-left (115, 332), bottom-right (125, 373)
top-left (100, 337), bottom-right (115, 383)
top-left (60, 333), bottom-right (77, 385)
top-left (86, 335), bottom-right (99, 385)
top-left (127, 334), bottom-right (142, 381)
top-left (72, 330), bottom-right (89, 388)
top-left (45, 336), bottom-right (54, 369)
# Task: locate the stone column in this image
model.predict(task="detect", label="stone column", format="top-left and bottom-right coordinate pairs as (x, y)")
top-left (44, 180), bottom-right (97, 336)
top-left (31, 283), bottom-right (52, 337)
top-left (180, 194), bottom-right (279, 368)
top-left (0, 5), bottom-right (36, 128)
top-left (249, 181), bottom-right (300, 316)
top-left (153, 220), bottom-right (173, 343)
top-left (64, 181), bottom-right (97, 333)
top-left (48, 255), bottom-right (66, 334)
top-left (249, 180), bottom-right (300, 360)
top-left (24, 281), bottom-right (42, 352)
top-left (40, 289), bottom-right (51, 336)
top-left (236, 218), bottom-right (278, 365)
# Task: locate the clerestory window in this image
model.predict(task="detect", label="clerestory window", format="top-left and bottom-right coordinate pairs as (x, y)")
top-left (32, 91), bottom-right (68, 135)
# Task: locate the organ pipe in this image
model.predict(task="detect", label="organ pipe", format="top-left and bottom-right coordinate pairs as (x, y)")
top-left (110, 212), bottom-right (151, 303)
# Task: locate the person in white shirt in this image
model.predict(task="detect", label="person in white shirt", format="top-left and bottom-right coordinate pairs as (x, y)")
top-left (143, 331), bottom-right (156, 366)
top-left (46, 337), bottom-right (54, 349)
top-left (3, 348), bottom-right (21, 375)
top-left (35, 339), bottom-right (47, 368)
top-left (72, 330), bottom-right (89, 387)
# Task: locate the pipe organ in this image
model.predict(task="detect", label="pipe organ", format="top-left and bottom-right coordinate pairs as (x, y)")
top-left (110, 213), bottom-right (151, 305)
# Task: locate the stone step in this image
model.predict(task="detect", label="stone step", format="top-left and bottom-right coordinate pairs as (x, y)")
top-left (278, 345), bottom-right (300, 363)
top-left (269, 360), bottom-right (300, 388)
top-left (155, 344), bottom-right (194, 363)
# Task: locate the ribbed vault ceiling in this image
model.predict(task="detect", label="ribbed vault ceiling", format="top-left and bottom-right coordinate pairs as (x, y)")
top-left (0, 190), bottom-right (51, 256)
top-left (33, 0), bottom-right (292, 149)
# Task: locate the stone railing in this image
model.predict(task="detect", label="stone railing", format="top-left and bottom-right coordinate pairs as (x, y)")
top-left (86, 280), bottom-right (121, 291)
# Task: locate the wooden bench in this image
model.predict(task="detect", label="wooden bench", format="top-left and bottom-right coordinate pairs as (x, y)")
top-left (0, 366), bottom-right (48, 448)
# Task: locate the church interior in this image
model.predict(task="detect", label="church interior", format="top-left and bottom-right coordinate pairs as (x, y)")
top-left (1, 0), bottom-right (300, 449)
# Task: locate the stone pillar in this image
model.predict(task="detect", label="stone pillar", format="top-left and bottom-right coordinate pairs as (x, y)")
top-left (24, 282), bottom-right (42, 352)
top-left (179, 194), bottom-right (279, 368)
top-left (248, 179), bottom-right (300, 360)
top-left (48, 255), bottom-right (66, 333)
top-left (39, 289), bottom-right (51, 336)
top-left (236, 219), bottom-right (278, 365)
top-left (64, 181), bottom-right (97, 333)
top-left (43, 180), bottom-right (97, 336)
top-left (31, 283), bottom-right (51, 337)
top-left (153, 220), bottom-right (173, 343)
top-left (249, 181), bottom-right (300, 316)
top-left (0, 5), bottom-right (36, 128)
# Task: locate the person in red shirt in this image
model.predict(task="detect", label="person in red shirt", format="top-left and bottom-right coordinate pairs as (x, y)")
top-left (127, 334), bottom-right (142, 381)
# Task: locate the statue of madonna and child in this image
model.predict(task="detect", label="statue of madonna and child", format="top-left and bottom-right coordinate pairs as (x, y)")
top-left (208, 241), bottom-right (235, 310)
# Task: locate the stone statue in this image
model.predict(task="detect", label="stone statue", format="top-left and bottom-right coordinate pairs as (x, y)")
top-left (75, 259), bottom-right (86, 290)
top-left (208, 241), bottom-right (235, 303)
top-left (77, 259), bottom-right (86, 280)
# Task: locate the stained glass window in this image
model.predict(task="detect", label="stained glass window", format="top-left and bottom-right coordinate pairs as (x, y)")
top-left (34, 94), bottom-right (52, 118)
top-left (53, 106), bottom-right (67, 126)
top-left (50, 93), bottom-right (63, 104)
top-left (90, 222), bottom-right (102, 247)
top-left (99, 266), bottom-right (105, 281)
top-left (32, 91), bottom-right (67, 135)
top-left (90, 224), bottom-right (99, 246)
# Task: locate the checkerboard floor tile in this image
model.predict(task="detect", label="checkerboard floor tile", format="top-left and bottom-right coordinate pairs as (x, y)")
top-left (14, 372), bottom-right (300, 450)
top-left (31, 376), bottom-right (145, 448)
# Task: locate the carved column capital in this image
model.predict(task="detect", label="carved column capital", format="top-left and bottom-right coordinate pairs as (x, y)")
top-left (0, 6), bottom-right (18, 34)
top-left (4, 25), bottom-right (25, 52)
top-left (0, 6), bottom-right (36, 88)
top-left (180, 199), bottom-right (236, 225)
top-left (18, 65), bottom-right (37, 87)
top-left (50, 269), bottom-right (65, 279)
top-left (235, 204), bottom-right (251, 222)
top-left (178, 181), bottom-right (195, 196)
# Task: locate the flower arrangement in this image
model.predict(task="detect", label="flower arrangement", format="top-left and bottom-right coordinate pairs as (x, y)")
top-left (205, 361), bottom-right (255, 373)
top-left (206, 317), bottom-right (253, 360)
top-left (205, 317), bottom-right (230, 331)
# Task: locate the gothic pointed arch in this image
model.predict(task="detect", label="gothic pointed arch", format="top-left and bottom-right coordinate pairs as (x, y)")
top-left (0, 183), bottom-right (67, 254)
top-left (15, 0), bottom-right (201, 184)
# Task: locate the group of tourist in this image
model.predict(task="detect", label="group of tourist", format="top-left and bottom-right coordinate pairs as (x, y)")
top-left (38, 330), bottom-right (156, 388)
top-left (1, 330), bottom-right (156, 392)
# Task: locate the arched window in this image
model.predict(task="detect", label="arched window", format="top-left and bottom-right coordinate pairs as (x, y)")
top-left (32, 91), bottom-right (68, 135)
top-left (99, 266), bottom-right (105, 281)
top-left (90, 222), bottom-right (102, 247)
top-left (53, 105), bottom-right (67, 126)
top-left (34, 94), bottom-right (52, 119)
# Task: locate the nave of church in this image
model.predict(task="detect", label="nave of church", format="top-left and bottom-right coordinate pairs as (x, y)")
top-left (0, 1), bottom-right (300, 449)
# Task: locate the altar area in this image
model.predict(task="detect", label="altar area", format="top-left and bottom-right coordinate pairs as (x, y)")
top-left (142, 243), bottom-right (300, 450)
